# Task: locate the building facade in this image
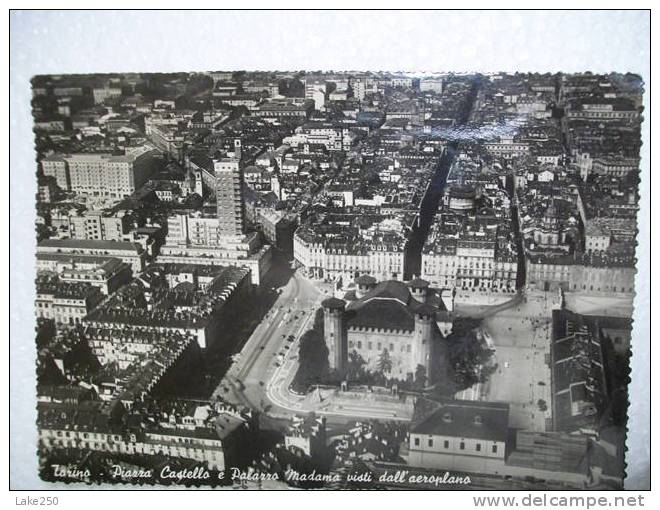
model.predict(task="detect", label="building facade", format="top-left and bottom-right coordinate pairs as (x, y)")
top-left (69, 211), bottom-right (131, 242)
top-left (408, 399), bottom-right (509, 474)
top-left (43, 152), bottom-right (157, 198)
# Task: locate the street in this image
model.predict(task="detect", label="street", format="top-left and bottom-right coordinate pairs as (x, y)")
top-left (214, 256), bottom-right (415, 423)
top-left (454, 291), bottom-right (554, 432)
top-left (212, 256), bottom-right (322, 414)
top-left (214, 261), bottom-right (622, 434)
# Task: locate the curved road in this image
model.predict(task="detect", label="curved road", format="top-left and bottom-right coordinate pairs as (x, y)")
top-left (213, 265), bottom-right (322, 415)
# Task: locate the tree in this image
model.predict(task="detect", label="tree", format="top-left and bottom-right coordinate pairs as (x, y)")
top-left (346, 350), bottom-right (367, 382)
top-left (36, 318), bottom-right (56, 349)
top-left (377, 349), bottom-right (393, 375)
top-left (447, 318), bottom-right (495, 392)
top-left (292, 329), bottom-right (329, 392)
top-left (414, 365), bottom-right (427, 391)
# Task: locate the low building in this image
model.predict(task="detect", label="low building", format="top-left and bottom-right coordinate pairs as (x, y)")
top-left (157, 244), bottom-right (272, 286)
top-left (37, 399), bottom-right (257, 472)
top-left (54, 151), bottom-right (158, 198)
top-left (294, 213), bottom-right (407, 282)
top-left (550, 309), bottom-right (609, 435)
top-left (420, 77), bottom-right (444, 94)
top-left (506, 431), bottom-right (590, 485)
top-left (36, 276), bottom-right (104, 325)
top-left (160, 212), bottom-right (272, 285)
top-left (408, 399), bottom-right (510, 474)
top-left (591, 156), bottom-right (639, 177)
top-left (258, 209), bottom-right (298, 255)
top-left (37, 239), bottom-right (147, 273)
top-left (84, 265), bottom-right (252, 349)
top-left (69, 210), bottom-right (132, 242)
top-left (58, 257), bottom-right (133, 295)
top-left (37, 175), bottom-right (59, 203)
top-left (36, 255), bottom-right (133, 295)
top-left (283, 121), bottom-right (351, 152)
top-left (565, 98), bottom-right (640, 122)
top-left (484, 137), bottom-right (531, 160)
top-left (253, 98), bottom-right (313, 119)
top-left (41, 156), bottom-right (70, 190)
top-left (284, 414), bottom-right (327, 459)
top-left (92, 85), bottom-right (122, 104)
top-left (422, 182), bottom-right (518, 294)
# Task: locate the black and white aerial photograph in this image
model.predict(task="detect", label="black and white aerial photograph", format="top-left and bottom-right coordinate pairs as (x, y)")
top-left (8, 8), bottom-right (652, 500)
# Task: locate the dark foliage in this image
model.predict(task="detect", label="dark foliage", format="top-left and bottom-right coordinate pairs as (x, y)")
top-left (445, 317), bottom-right (496, 392)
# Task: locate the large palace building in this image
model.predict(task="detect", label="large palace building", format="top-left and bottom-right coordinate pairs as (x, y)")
top-left (321, 277), bottom-right (452, 384)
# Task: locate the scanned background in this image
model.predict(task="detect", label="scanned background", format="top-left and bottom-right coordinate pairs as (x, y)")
top-left (9, 10), bottom-right (650, 489)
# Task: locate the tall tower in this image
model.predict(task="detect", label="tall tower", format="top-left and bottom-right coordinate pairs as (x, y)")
top-left (412, 303), bottom-right (436, 385)
top-left (322, 297), bottom-right (347, 372)
top-left (233, 138), bottom-right (242, 160)
top-left (214, 139), bottom-right (245, 237)
top-left (194, 170), bottom-right (203, 196)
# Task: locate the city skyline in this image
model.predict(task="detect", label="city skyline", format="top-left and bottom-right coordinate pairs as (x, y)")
top-left (29, 69), bottom-right (641, 489)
